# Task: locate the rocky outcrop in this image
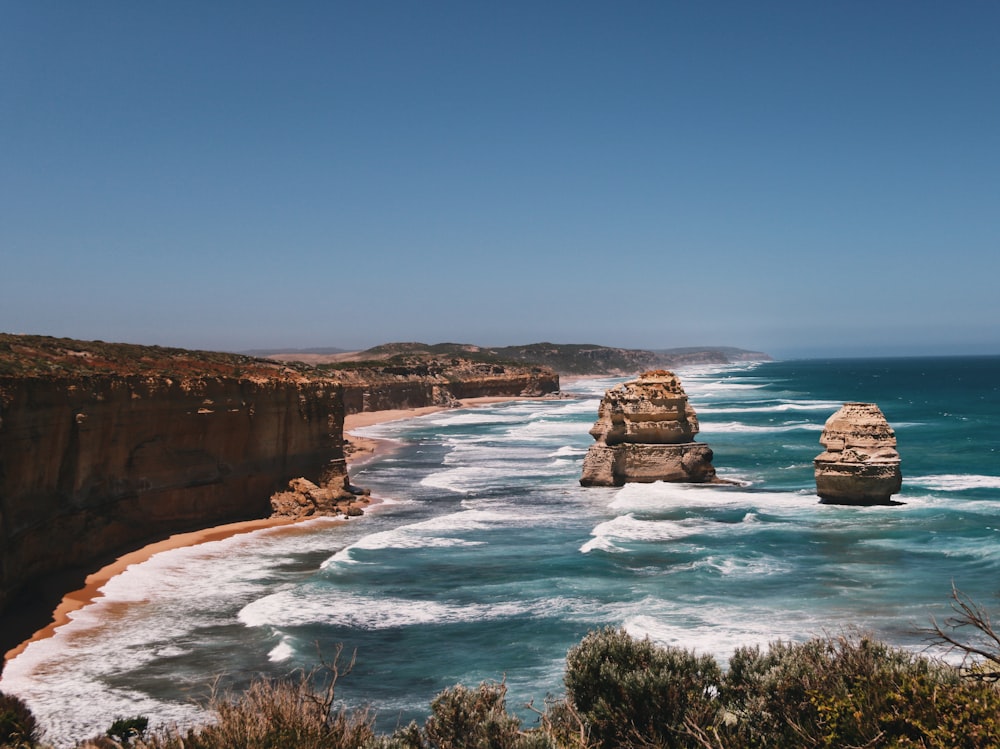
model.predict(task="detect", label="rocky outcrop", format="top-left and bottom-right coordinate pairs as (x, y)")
top-left (580, 370), bottom-right (718, 487)
top-left (270, 476), bottom-right (371, 518)
top-left (814, 402), bottom-right (902, 505)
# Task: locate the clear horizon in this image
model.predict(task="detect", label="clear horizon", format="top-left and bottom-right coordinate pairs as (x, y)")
top-left (3, 2), bottom-right (998, 359)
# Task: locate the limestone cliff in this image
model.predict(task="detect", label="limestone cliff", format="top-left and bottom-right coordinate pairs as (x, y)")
top-left (814, 402), bottom-right (902, 505)
top-left (0, 336), bottom-right (358, 645)
top-left (0, 374), bottom-right (350, 611)
top-left (327, 358), bottom-right (560, 414)
top-left (580, 370), bottom-right (718, 486)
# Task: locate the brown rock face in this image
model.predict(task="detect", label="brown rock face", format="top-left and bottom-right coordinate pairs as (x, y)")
top-left (0, 373), bottom-right (350, 617)
top-left (334, 360), bottom-right (560, 414)
top-left (814, 402), bottom-right (902, 505)
top-left (580, 370), bottom-right (717, 487)
top-left (269, 476), bottom-right (370, 519)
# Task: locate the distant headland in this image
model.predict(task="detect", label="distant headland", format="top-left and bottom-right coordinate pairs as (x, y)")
top-left (250, 341), bottom-right (773, 376)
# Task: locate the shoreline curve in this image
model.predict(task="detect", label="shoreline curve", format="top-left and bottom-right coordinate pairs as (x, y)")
top-left (2, 395), bottom-right (550, 666)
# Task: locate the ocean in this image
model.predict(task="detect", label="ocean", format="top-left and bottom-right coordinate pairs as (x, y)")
top-left (4, 356), bottom-right (1000, 746)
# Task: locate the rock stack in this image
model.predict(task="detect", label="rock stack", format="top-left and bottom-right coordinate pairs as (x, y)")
top-left (580, 370), bottom-right (718, 487)
top-left (814, 402), bottom-right (902, 505)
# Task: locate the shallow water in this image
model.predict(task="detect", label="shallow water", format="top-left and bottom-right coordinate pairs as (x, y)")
top-left (4, 357), bottom-right (1000, 745)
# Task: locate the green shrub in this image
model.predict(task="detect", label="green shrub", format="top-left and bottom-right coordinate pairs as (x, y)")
top-left (564, 627), bottom-right (723, 748)
top-left (423, 682), bottom-right (522, 749)
top-left (0, 692), bottom-right (39, 748)
top-left (719, 633), bottom-right (1000, 748)
top-left (177, 674), bottom-right (374, 749)
top-left (392, 681), bottom-right (553, 749)
top-left (106, 716), bottom-right (149, 747)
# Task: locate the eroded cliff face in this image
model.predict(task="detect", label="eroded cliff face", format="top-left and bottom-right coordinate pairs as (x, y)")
top-left (0, 371), bottom-right (348, 616)
top-left (333, 359), bottom-right (560, 414)
top-left (580, 371), bottom-right (718, 487)
top-left (814, 402), bottom-right (902, 505)
top-left (0, 336), bottom-right (561, 640)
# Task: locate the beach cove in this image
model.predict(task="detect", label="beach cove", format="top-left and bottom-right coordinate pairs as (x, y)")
top-left (2, 395), bottom-right (546, 666)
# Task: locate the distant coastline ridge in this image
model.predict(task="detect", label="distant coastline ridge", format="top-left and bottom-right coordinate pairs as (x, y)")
top-left (253, 341), bottom-right (773, 375)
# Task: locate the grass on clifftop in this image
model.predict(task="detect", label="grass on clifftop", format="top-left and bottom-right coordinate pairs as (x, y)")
top-left (0, 333), bottom-right (312, 380)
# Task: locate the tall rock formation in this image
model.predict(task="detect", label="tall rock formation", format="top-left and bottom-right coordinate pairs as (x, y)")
top-left (580, 370), bottom-right (718, 487)
top-left (814, 402), bottom-right (902, 505)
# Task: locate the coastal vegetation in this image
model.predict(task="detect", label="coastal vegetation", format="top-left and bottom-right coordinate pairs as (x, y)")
top-left (4, 605), bottom-right (1000, 749)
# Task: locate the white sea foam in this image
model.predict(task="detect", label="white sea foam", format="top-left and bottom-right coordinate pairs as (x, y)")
top-left (537, 398), bottom-right (604, 416)
top-left (697, 400), bottom-right (843, 414)
top-left (503, 419), bottom-right (587, 441)
top-left (581, 514), bottom-right (702, 553)
top-left (425, 411), bottom-right (529, 427)
top-left (699, 420), bottom-right (824, 434)
top-left (421, 466), bottom-right (499, 492)
top-left (581, 507), bottom-right (794, 555)
top-left (550, 445), bottom-right (587, 457)
top-left (695, 554), bottom-right (792, 577)
top-left (696, 382), bottom-right (767, 391)
top-left (268, 638), bottom-right (295, 662)
top-left (240, 589), bottom-right (589, 631)
top-left (323, 530), bottom-right (484, 567)
top-left (239, 590), bottom-right (516, 629)
top-left (606, 481), bottom-right (814, 514)
top-left (424, 439), bottom-right (581, 492)
top-left (908, 474), bottom-right (1000, 491)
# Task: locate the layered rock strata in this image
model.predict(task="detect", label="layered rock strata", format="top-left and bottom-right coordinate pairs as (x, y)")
top-left (580, 370), bottom-right (718, 487)
top-left (0, 373), bottom-right (355, 616)
top-left (814, 402), bottom-right (902, 505)
top-left (333, 360), bottom-right (559, 414)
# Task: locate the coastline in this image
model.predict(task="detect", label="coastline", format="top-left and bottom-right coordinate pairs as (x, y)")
top-left (3, 394), bottom-right (549, 667)
top-left (342, 396), bottom-right (547, 463)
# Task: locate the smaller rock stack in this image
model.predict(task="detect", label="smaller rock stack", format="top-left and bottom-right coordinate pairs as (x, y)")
top-left (814, 402), bottom-right (902, 505)
top-left (580, 370), bottom-right (718, 487)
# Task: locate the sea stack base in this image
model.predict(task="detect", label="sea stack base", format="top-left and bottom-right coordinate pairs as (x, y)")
top-left (580, 442), bottom-right (717, 487)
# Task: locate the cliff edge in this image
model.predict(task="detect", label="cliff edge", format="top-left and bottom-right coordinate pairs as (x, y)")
top-left (0, 336), bottom-right (355, 651)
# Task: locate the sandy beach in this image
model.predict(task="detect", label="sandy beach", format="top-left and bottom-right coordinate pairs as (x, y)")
top-left (3, 394), bottom-right (549, 665)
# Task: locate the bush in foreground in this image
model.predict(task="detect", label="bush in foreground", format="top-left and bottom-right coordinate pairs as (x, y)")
top-left (11, 625), bottom-right (1000, 748)
top-left (563, 627), bottom-right (722, 748)
top-left (721, 634), bottom-right (1000, 748)
top-left (0, 692), bottom-right (40, 748)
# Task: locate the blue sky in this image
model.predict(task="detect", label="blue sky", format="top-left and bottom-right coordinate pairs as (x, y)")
top-left (2, 2), bottom-right (998, 358)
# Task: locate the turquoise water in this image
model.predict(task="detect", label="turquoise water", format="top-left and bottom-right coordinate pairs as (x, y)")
top-left (4, 357), bottom-right (1000, 745)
